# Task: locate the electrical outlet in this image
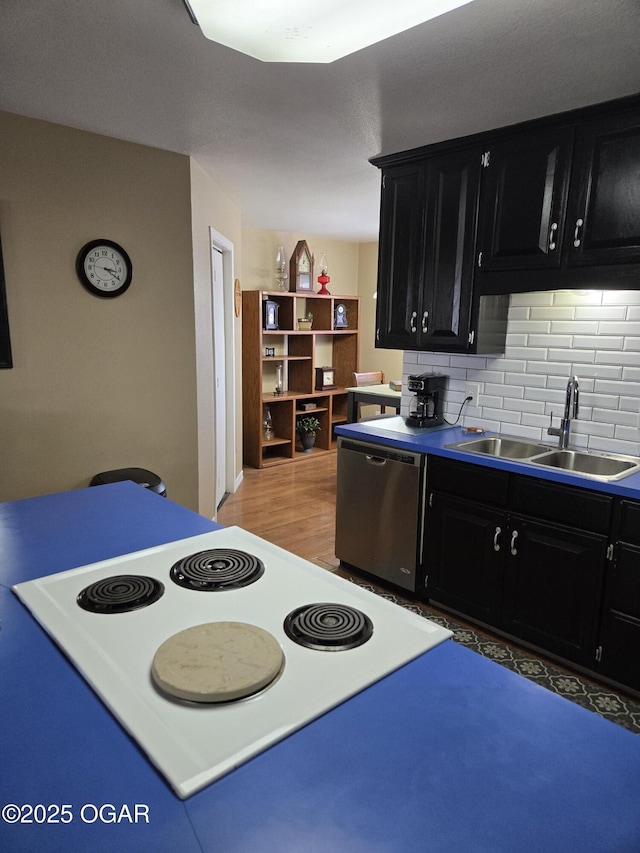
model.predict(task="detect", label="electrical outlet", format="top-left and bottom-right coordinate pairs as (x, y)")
top-left (465, 383), bottom-right (480, 406)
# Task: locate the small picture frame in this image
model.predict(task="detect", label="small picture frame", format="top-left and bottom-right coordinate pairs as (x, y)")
top-left (265, 346), bottom-right (275, 357)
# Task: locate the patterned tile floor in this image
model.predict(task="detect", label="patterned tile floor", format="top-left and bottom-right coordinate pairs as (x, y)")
top-left (344, 574), bottom-right (640, 736)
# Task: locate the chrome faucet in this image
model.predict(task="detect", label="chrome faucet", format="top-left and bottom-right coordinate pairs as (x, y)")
top-left (547, 375), bottom-right (579, 449)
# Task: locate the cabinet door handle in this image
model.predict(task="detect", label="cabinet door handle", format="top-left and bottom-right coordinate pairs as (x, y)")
top-left (510, 529), bottom-right (519, 556)
top-left (573, 218), bottom-right (584, 248)
top-left (493, 526), bottom-right (501, 552)
top-left (422, 310), bottom-right (429, 333)
top-left (410, 311), bottom-right (417, 333)
top-left (548, 222), bottom-right (558, 251)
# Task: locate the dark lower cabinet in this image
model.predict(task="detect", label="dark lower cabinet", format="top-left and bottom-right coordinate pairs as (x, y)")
top-left (426, 494), bottom-right (504, 626)
top-left (501, 515), bottom-right (607, 666)
top-left (425, 457), bottom-right (613, 672)
top-left (598, 500), bottom-right (640, 690)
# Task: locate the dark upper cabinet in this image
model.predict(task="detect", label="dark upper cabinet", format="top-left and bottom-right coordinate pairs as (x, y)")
top-left (375, 161), bottom-right (427, 350)
top-left (566, 110), bottom-right (640, 267)
top-left (373, 94), bottom-right (640, 322)
top-left (477, 126), bottom-right (574, 272)
top-left (375, 147), bottom-right (508, 353)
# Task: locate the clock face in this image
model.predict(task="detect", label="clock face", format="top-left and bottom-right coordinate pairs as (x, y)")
top-left (76, 240), bottom-right (132, 298)
top-left (299, 252), bottom-right (311, 274)
top-left (323, 371), bottom-right (333, 385)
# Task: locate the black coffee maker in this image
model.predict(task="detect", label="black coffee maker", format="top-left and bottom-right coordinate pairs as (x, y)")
top-left (406, 373), bottom-right (448, 428)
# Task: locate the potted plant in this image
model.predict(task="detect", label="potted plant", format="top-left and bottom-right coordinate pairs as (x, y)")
top-left (297, 311), bottom-right (313, 331)
top-left (296, 415), bottom-right (320, 453)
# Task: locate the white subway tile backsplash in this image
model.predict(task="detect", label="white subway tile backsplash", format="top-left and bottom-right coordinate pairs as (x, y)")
top-left (526, 334), bottom-right (574, 348)
top-left (599, 321), bottom-right (640, 335)
top-left (619, 396), bottom-right (640, 412)
top-left (450, 355), bottom-right (487, 369)
top-left (551, 321), bottom-right (600, 335)
top-left (595, 379), bottom-right (640, 397)
top-left (521, 412), bottom-right (554, 429)
top-left (483, 382), bottom-right (524, 399)
top-left (402, 290), bottom-right (640, 456)
top-left (510, 292), bottom-right (554, 307)
top-left (503, 398), bottom-right (546, 414)
top-left (504, 346), bottom-right (549, 360)
top-left (553, 290), bottom-right (603, 306)
top-left (576, 306), bottom-right (627, 320)
top-left (482, 407), bottom-right (522, 424)
top-left (547, 347), bottom-right (595, 363)
top-left (508, 307), bottom-right (530, 320)
top-left (505, 334), bottom-right (530, 348)
top-left (615, 424), bottom-right (640, 442)
top-left (602, 291), bottom-right (640, 305)
top-left (568, 363), bottom-right (623, 380)
top-left (593, 407), bottom-right (639, 426)
top-left (587, 435), bottom-right (640, 455)
top-left (573, 335), bottom-right (624, 350)
top-left (525, 360), bottom-right (570, 375)
top-left (508, 320), bottom-right (552, 334)
top-left (622, 366), bottom-right (640, 382)
top-left (595, 350), bottom-right (639, 365)
top-left (506, 371), bottom-right (547, 387)
top-left (530, 306), bottom-right (575, 320)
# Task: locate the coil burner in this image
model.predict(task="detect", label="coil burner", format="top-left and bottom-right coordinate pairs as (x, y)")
top-left (170, 549), bottom-right (265, 591)
top-left (284, 603), bottom-right (373, 651)
top-left (77, 575), bottom-right (164, 614)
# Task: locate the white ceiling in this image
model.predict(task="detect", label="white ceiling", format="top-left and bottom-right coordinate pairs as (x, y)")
top-left (1, 0), bottom-right (639, 241)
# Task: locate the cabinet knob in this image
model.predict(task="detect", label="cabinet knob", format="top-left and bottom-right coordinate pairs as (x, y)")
top-left (510, 529), bottom-right (519, 556)
top-left (573, 218), bottom-right (584, 248)
top-left (493, 526), bottom-right (502, 552)
top-left (410, 311), bottom-right (417, 333)
top-left (422, 310), bottom-right (429, 333)
top-left (548, 222), bottom-right (558, 251)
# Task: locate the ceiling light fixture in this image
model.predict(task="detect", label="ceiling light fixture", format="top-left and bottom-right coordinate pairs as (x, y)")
top-left (185, 0), bottom-right (476, 63)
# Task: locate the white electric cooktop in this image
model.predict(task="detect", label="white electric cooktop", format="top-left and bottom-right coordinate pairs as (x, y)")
top-left (13, 526), bottom-right (452, 799)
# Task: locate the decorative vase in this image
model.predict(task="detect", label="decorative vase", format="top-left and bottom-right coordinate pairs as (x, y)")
top-left (300, 433), bottom-right (316, 453)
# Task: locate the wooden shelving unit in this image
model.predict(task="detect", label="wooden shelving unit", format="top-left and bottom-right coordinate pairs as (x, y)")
top-left (242, 290), bottom-right (360, 469)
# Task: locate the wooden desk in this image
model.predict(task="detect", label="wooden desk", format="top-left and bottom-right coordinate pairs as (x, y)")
top-left (346, 384), bottom-right (402, 422)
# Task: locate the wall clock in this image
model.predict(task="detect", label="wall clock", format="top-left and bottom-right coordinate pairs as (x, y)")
top-left (315, 366), bottom-right (337, 391)
top-left (76, 239), bottom-right (133, 298)
top-left (289, 240), bottom-right (314, 292)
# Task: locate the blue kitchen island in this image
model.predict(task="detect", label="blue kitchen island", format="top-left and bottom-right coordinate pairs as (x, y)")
top-left (2, 481), bottom-right (640, 852)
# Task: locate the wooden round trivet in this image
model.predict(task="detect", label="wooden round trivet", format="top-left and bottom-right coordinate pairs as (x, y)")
top-left (151, 621), bottom-right (284, 703)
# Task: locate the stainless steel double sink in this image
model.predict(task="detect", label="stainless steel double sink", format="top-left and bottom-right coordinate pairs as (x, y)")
top-left (445, 435), bottom-right (640, 482)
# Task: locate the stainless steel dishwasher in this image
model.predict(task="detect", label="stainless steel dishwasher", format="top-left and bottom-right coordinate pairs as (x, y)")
top-left (335, 437), bottom-right (426, 592)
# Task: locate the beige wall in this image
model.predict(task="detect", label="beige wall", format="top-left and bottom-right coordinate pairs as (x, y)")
top-left (0, 111), bottom-right (396, 510)
top-left (190, 158), bottom-right (243, 518)
top-left (0, 112), bottom-right (199, 507)
top-left (357, 241), bottom-right (403, 383)
top-left (240, 229), bottom-right (360, 296)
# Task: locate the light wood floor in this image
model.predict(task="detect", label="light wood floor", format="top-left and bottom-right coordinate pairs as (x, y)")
top-left (217, 454), bottom-right (340, 571)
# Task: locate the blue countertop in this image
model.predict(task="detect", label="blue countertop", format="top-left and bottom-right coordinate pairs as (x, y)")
top-left (2, 483), bottom-right (640, 851)
top-left (335, 418), bottom-right (640, 499)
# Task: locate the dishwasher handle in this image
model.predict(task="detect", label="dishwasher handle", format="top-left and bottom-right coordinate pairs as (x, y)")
top-left (339, 439), bottom-right (422, 467)
top-left (365, 454), bottom-right (387, 466)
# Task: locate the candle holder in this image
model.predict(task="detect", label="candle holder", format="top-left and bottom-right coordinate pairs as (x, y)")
top-left (275, 245), bottom-right (288, 291)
